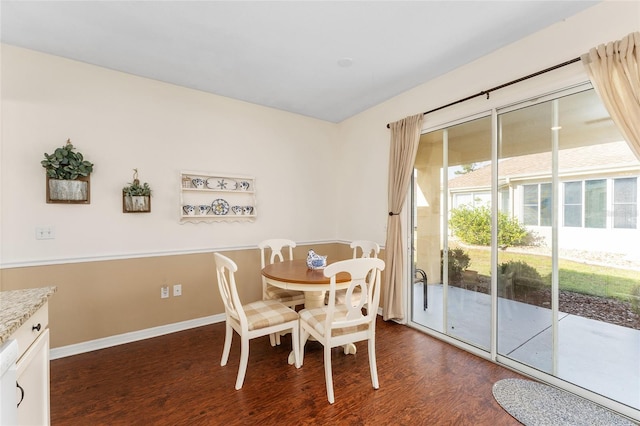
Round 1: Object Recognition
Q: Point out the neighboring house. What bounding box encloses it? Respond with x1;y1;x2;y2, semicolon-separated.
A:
448;141;640;255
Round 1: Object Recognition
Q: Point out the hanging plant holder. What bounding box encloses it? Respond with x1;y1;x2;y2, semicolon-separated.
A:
123;195;151;213
47;175;91;203
42;139;93;204
122;168;152;213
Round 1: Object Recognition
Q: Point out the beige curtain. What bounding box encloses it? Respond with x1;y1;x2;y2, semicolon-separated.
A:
582;31;640;160
383;113;424;321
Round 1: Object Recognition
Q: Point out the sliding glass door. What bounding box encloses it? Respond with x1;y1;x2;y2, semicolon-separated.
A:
411;85;640;414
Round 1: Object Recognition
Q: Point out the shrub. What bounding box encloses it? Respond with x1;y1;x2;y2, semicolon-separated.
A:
449;205;490;245
441;248;470;283
499;260;546;289
449;205;529;247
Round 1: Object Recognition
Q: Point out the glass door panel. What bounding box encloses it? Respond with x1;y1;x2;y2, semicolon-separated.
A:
497;100;554;373
412;129;445;333
497;88;640;409
412;116;493;350
555;90;640;408
445;117;492;349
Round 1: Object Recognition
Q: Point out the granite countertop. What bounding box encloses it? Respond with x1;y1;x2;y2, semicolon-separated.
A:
0;286;57;345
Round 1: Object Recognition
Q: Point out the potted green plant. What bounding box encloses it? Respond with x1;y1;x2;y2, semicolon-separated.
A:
41;139;94;203
122;169;152;213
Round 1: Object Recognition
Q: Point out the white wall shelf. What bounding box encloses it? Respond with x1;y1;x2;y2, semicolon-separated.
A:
180;171;256;223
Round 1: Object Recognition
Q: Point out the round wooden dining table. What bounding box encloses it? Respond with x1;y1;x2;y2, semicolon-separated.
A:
261;259;356;362
261;259;351;308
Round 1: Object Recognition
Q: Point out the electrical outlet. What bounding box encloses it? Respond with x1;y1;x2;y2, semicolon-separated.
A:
173;284;182;297
161;285;170;299
35;226;55;240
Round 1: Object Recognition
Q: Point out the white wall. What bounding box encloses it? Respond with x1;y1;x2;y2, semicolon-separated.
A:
1;45;339;266
2;1;639;267
336;1;640;244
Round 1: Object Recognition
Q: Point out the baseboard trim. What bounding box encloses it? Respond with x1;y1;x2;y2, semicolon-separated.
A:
49;314;225;360
50;309;385;360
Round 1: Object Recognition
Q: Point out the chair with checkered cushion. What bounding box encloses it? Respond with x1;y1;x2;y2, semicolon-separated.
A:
259;239;305;345
214;252;300;390
299;257;385;404
326;240;380;306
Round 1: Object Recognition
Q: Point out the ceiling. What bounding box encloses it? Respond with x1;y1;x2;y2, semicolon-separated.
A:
0;1;598;123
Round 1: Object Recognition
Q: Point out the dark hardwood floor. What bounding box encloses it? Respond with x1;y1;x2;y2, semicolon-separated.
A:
50;318;524;425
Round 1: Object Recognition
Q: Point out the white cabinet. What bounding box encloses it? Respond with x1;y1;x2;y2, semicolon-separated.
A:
180;171;256;222
17;329;49;425
12;303;51;426
0;340;18;425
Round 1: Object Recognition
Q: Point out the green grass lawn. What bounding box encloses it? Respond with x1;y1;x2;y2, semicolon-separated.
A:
460;246;640;300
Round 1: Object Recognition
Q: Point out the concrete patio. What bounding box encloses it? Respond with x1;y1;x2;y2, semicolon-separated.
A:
411;283;640;410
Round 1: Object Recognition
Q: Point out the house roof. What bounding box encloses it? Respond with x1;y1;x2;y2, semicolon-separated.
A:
449;141;639;190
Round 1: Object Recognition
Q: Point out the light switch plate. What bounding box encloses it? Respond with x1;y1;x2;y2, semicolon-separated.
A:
36;226;55;240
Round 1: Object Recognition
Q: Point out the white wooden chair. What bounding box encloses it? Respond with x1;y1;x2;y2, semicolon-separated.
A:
350;240;380;259
299;257;385;404
259;239;306;345
326;240;380;305
214;252;300;390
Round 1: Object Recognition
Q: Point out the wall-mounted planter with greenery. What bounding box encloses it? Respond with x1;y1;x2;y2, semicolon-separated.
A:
41;139;94;204
122;169;152;213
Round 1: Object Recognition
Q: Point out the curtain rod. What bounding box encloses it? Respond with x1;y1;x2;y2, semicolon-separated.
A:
386;56;582;129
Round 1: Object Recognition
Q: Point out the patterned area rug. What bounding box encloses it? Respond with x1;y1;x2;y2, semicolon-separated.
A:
492;379;637;426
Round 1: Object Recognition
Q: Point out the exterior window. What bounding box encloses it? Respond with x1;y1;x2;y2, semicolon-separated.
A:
474;193;491;206
613;177;637;229
523;185;538;225
540;183;552;226
453;193;473;208
453;192;490;209
523;183;551;226
499;188;511;214
563;181;582;227
585;179;606;228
